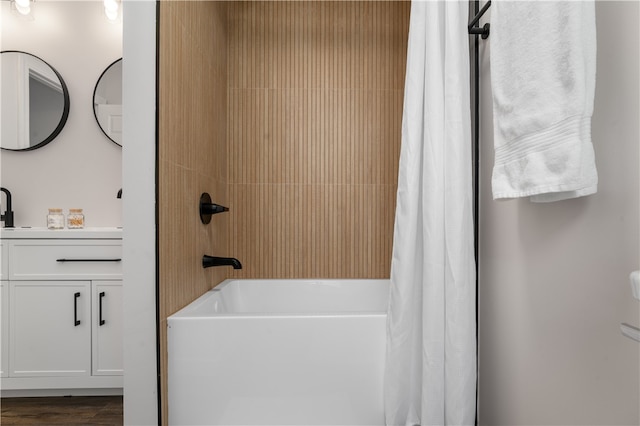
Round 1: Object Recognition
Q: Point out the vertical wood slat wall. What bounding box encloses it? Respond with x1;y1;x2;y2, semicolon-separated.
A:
228;1;410;279
158;2;228;424
158;1;408;423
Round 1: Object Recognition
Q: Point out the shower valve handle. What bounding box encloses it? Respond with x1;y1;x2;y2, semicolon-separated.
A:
199;192;229;224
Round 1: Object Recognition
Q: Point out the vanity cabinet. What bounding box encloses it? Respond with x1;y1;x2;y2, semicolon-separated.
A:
1;241;9;378
0;229;122;395
92;281;123;376
1;280;8;378
10;280;91;377
10;280;123;378
1;240;7;278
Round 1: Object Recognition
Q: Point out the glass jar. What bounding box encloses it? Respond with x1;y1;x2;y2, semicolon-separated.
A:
47;208;64;229
67;208;85;229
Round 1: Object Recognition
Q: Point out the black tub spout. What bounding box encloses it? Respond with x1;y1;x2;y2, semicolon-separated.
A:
202;255;242;270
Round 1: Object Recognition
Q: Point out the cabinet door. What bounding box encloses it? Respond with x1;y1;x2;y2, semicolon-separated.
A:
92;281;123;376
1;281;8;378
1;241;7;280
10;281;91;377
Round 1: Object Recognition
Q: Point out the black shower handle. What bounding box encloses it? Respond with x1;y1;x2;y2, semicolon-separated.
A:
200;192;229;224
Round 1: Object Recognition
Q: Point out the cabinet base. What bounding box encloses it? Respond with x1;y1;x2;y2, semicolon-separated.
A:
0;376;122;397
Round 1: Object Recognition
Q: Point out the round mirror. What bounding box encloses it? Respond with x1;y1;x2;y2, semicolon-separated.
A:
93;58;122;147
1;51;70;151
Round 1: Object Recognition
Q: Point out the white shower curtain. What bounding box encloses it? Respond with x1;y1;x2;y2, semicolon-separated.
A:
384;1;476;425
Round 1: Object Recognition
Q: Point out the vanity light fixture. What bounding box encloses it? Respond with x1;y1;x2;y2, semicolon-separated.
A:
11;0;33;17
104;0;120;22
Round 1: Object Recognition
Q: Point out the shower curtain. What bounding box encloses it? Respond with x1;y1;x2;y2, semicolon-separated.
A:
384;1;476;425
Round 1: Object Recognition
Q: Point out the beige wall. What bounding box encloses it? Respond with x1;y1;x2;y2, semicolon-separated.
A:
478;2;640;424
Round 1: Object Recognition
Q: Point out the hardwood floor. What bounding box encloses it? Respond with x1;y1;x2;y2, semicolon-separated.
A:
0;396;123;425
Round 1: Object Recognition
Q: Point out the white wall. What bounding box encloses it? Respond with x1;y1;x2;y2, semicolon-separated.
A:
478;2;640;425
0;0;123;227
122;1;158;424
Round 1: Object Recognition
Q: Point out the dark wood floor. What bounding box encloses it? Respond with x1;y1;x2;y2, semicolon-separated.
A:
0;396;123;425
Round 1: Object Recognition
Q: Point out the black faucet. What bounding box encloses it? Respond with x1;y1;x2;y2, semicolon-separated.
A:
202;255;242;269
117;188;122;199
0;187;15;228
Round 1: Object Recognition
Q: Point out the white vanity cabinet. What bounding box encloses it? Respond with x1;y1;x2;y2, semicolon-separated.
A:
92;280;123;376
1;280;8;378
1;240;7;278
0;228;122;395
2;240;9;378
10;280;92;377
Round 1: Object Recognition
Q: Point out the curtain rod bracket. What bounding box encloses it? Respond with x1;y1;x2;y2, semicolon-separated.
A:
469;23;490;39
468;0;491;39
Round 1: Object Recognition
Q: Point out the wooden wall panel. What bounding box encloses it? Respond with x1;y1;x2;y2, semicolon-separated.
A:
158;2;228;424
228;1;409;279
229;182;398;278
228;1;409;91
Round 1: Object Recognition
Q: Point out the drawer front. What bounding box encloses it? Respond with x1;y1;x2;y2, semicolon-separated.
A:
9;240;122;280
0;241;7;280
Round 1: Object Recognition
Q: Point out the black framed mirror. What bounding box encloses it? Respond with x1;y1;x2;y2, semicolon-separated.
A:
93;58;122;147
0;51;70;151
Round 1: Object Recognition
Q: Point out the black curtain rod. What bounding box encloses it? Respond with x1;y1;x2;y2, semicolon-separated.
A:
469;0;491;38
469;1;490;425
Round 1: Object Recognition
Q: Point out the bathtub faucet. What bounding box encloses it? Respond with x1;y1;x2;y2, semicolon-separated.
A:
203;255;242;270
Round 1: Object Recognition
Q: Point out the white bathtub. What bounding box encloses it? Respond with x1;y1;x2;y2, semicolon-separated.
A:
167;279;389;426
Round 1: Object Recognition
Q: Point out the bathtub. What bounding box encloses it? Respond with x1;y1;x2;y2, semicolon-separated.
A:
167;279;389;426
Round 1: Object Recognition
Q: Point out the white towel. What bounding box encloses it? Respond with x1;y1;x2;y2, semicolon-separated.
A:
490;0;598;202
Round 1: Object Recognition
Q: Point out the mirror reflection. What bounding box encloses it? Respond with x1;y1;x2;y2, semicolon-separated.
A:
0;51;70;151
93;58;122;146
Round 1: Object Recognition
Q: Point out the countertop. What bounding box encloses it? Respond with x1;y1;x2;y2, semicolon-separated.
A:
0;227;122;239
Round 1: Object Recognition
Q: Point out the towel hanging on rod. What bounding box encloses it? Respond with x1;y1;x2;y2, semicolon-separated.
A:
489;1;598;201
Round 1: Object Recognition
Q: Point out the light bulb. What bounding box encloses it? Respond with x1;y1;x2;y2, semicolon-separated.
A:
104;0;119;21
14;0;31;15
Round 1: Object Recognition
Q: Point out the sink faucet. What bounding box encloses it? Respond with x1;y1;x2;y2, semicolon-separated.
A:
202;255;242;269
0;187;15;228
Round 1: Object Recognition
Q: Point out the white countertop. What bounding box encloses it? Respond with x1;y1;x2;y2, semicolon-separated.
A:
0;227;122;239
